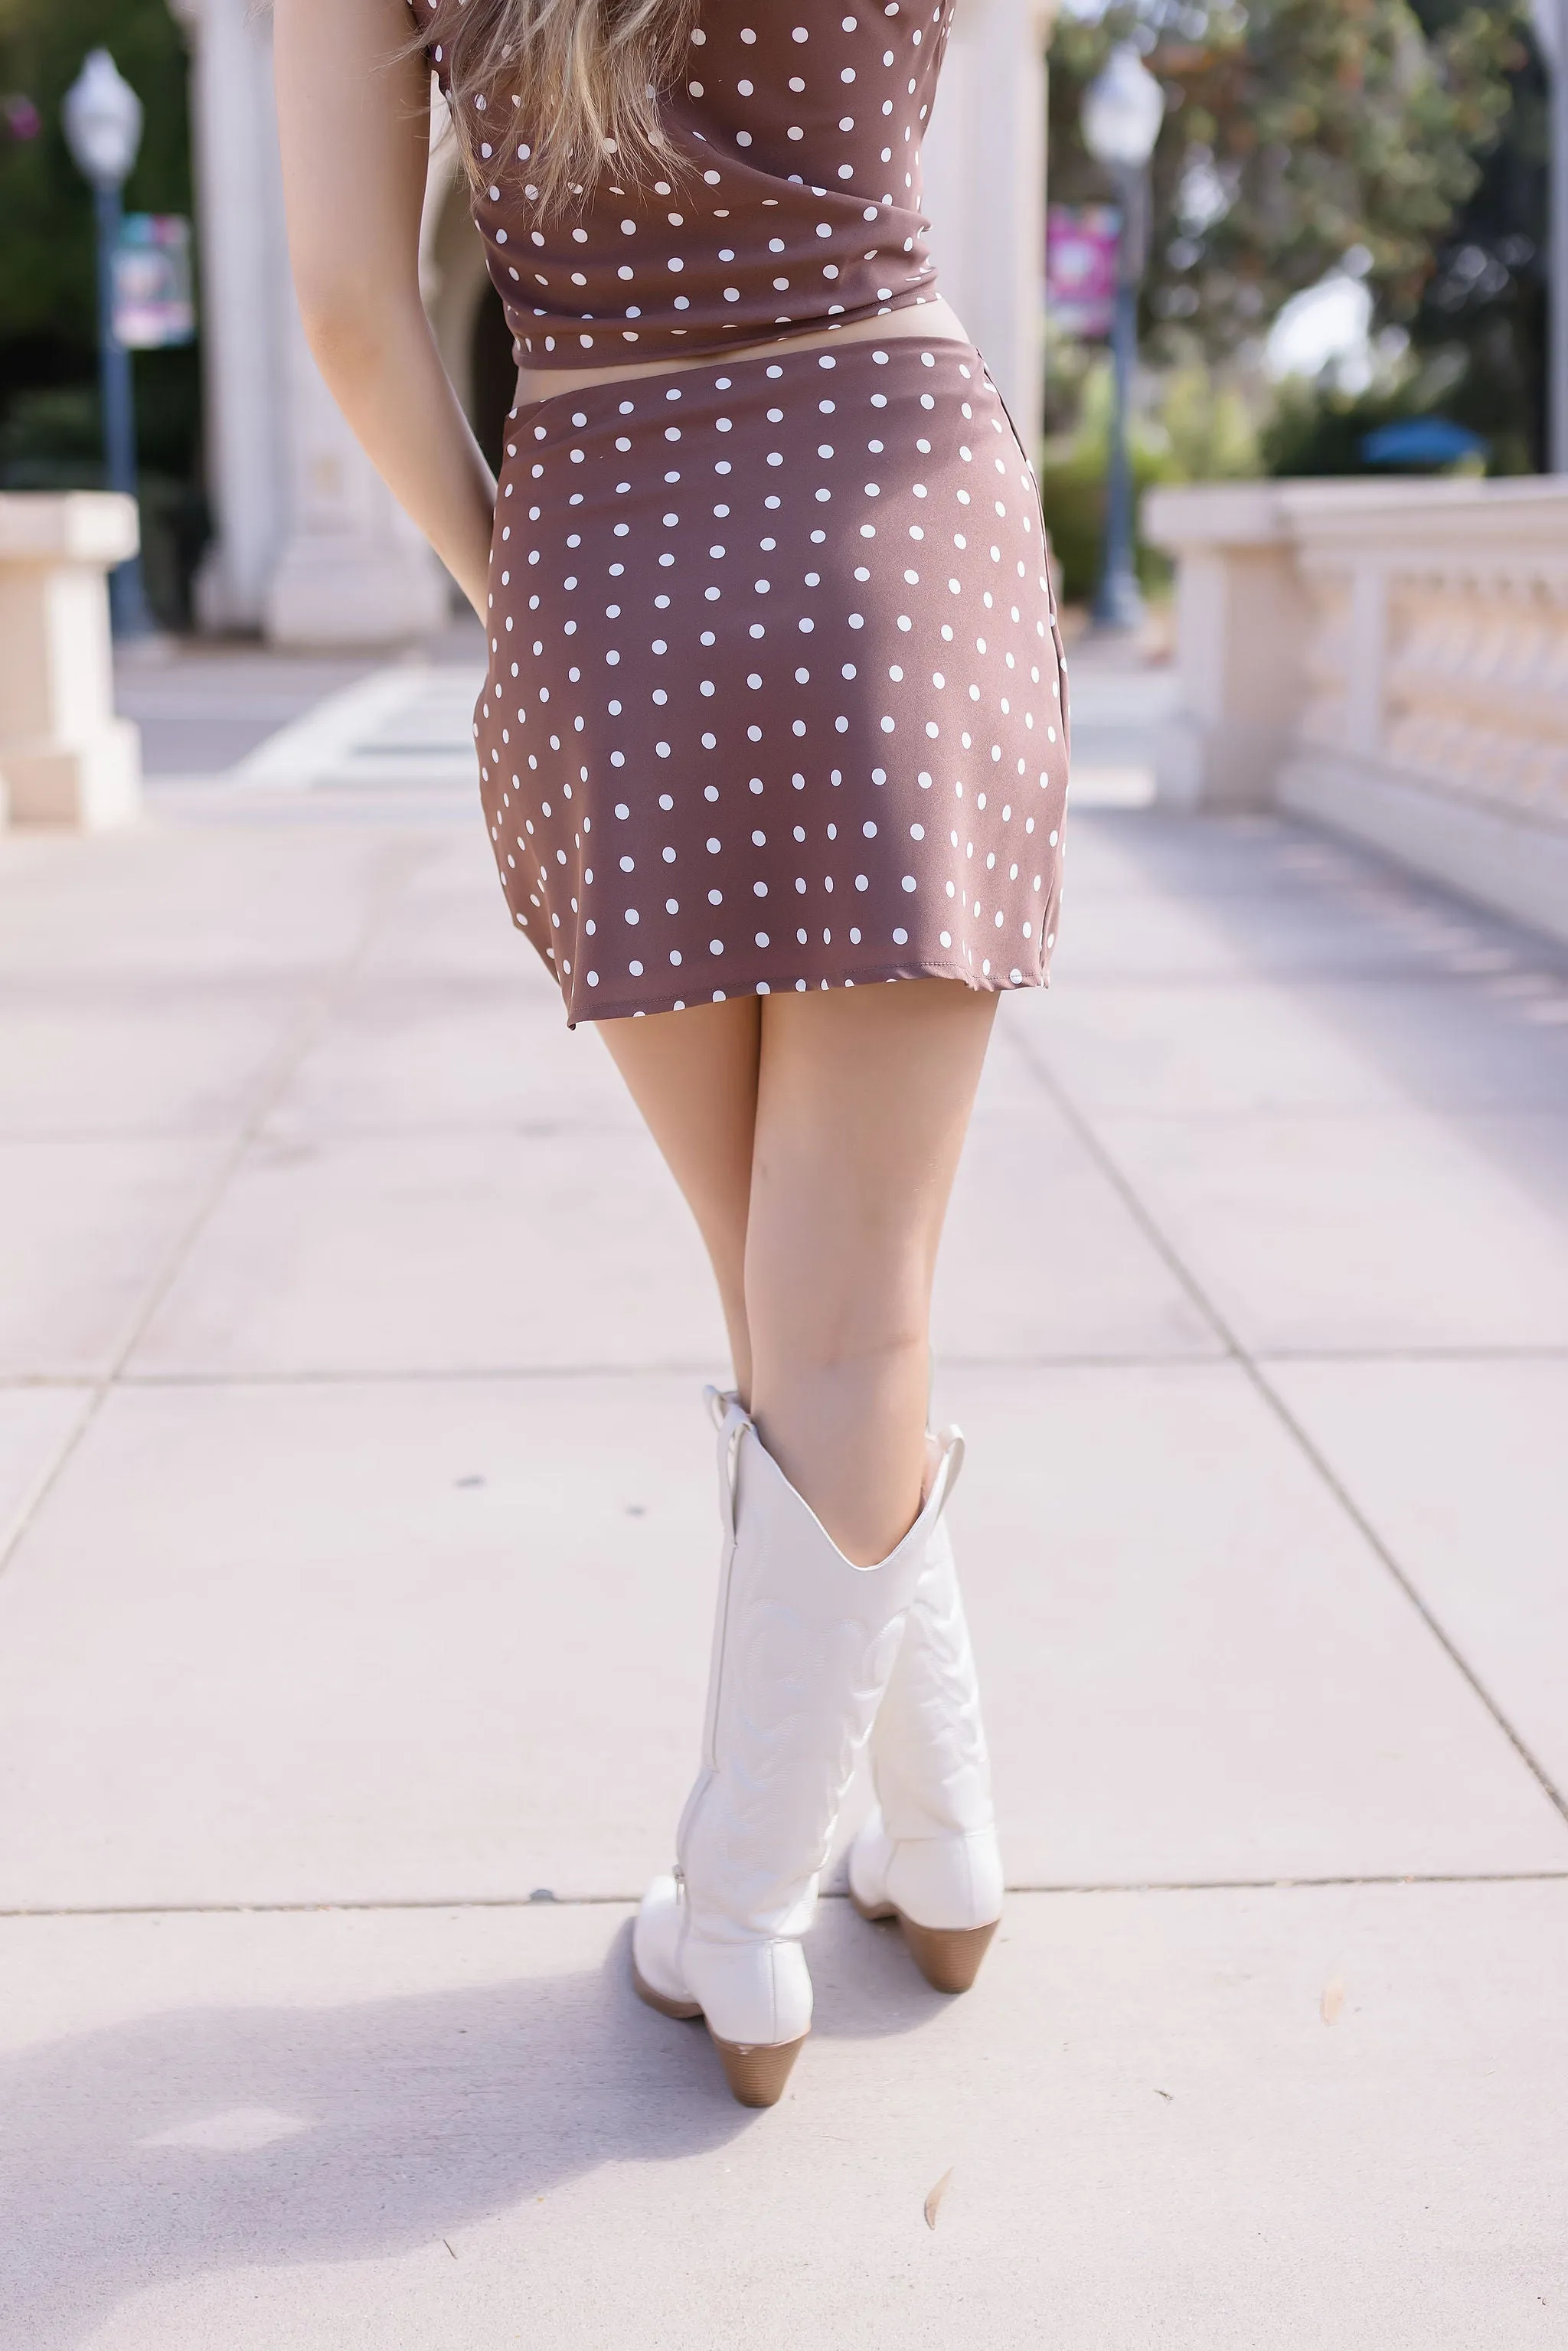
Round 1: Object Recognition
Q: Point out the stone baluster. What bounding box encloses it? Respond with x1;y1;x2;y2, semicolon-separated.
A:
0;493;142;829
1140;482;1309;809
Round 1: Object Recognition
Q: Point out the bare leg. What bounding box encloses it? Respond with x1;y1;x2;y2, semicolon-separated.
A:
596;995;761;1399
746;981;996;1565
597;979;995;1564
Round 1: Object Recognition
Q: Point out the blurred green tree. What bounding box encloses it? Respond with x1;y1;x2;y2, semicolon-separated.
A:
1049;0;1527;358
1403;0;1548;469
0;0;201;617
0;0;191;377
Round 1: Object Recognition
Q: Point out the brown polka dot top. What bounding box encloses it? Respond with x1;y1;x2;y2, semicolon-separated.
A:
411;0;950;366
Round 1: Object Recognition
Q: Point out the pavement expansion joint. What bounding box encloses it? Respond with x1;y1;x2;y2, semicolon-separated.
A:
1004;1021;1568;1835
6;1873;1568;1922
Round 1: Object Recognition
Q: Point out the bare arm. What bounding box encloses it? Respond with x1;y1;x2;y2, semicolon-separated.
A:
273;0;495;616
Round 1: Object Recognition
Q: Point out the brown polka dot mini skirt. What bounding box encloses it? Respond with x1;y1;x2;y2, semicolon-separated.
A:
475;336;1070;1024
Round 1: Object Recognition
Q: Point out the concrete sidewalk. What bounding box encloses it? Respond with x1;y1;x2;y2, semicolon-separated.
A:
2;649;1566;2346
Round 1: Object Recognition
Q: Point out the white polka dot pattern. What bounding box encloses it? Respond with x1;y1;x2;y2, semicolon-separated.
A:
475;339;1069;1024
413;0;952;364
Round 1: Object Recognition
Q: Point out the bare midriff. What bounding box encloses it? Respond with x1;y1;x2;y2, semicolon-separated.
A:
512;292;972;410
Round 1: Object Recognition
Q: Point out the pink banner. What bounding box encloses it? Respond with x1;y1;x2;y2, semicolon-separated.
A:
1047;204;1119;340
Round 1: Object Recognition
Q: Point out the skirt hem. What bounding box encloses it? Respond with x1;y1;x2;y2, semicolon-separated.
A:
563;954;1050;1027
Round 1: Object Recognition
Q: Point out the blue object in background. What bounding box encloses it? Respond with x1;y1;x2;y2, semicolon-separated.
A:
1361;417;1491;469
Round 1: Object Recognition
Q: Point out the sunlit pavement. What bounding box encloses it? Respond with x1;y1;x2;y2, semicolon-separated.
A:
2;635;1566;2347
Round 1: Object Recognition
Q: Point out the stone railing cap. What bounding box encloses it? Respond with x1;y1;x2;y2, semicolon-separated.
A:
1276;474;1568;554
1142;482;1292;552
0;491;140;566
1147;472;1568;560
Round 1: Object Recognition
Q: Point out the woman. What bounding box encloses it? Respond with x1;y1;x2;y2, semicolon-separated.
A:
275;0;1067;2108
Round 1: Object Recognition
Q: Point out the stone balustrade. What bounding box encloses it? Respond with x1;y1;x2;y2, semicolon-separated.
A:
0;493;143;828
1143;478;1568;947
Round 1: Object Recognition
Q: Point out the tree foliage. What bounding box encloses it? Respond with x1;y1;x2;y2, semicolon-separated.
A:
0;0;200;616
1048;0;1528;359
1405;0;1548;468
0;0;191;376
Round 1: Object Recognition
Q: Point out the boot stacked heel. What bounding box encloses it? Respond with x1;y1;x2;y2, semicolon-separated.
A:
711;2036;807;2108
632;1960;805;2107
849;1888;999;1994
900;1915;998;1994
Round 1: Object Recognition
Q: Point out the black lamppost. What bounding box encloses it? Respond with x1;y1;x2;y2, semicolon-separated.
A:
63;50;155;638
1081;44;1165;633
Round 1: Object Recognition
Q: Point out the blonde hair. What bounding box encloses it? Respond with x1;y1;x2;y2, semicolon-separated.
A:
420;0;697;215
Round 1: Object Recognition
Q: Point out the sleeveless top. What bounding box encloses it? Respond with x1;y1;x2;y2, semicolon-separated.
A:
412;0;950;367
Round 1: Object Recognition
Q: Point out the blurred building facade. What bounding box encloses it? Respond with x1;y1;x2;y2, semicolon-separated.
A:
168;0;1052;648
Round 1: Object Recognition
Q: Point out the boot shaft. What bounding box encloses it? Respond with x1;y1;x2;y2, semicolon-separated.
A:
678;1396;962;1942
874;1513;995;1844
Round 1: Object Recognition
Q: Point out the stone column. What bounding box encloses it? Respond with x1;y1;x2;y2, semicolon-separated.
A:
0;495;142;828
166;0;289;630
262;305;452;648
923;0;1054;442
167;0;449;645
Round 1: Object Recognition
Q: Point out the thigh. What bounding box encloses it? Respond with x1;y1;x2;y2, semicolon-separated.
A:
747;978;997;1334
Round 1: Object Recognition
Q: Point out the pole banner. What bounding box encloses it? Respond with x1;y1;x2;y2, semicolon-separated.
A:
113;214;195;348
1045;204;1120;341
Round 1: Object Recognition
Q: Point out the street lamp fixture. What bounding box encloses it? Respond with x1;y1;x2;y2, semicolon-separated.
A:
63;51;155;638
1081;42;1165;174
1080;43;1164;632
62;47;143;186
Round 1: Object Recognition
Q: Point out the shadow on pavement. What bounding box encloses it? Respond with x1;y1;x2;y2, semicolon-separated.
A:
0;1906;950;2349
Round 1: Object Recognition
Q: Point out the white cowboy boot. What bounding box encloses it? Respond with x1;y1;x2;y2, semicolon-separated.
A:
633;1392;963;2106
848;1427;1004;1993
